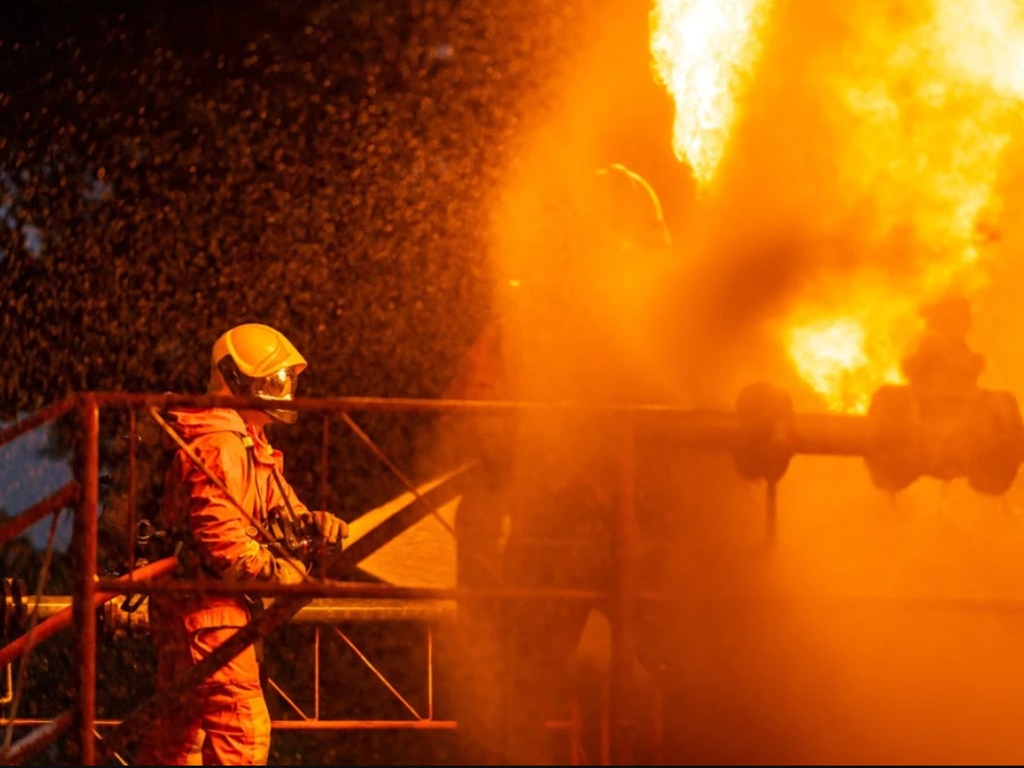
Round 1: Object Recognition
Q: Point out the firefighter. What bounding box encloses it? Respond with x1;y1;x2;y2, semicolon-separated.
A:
135;323;348;766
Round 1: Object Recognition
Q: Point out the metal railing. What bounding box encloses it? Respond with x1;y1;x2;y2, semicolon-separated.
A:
1;392;650;765
4;382;1021;764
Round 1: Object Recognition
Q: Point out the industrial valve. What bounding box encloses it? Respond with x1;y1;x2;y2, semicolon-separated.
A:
729;297;1024;496
864;385;1023;495
864;296;1023;495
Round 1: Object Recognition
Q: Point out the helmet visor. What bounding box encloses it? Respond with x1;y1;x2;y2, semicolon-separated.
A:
253;368;298;400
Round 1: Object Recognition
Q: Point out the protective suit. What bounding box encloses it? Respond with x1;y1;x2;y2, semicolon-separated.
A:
136;323;346;766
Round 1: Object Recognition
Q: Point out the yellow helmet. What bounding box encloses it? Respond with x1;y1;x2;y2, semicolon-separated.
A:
208;323;308;424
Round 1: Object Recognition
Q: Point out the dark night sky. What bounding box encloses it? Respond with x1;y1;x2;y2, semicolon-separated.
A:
0;0;682;535
0;0;598;519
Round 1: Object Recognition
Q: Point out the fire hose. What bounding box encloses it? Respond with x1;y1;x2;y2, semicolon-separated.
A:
94;592;309;762
0;557;178;671
0;592;307;767
0;557;178;766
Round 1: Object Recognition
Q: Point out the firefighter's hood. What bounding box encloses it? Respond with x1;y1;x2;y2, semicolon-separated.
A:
163;406;248;444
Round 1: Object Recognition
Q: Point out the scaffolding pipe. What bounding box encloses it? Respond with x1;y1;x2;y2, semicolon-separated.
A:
0;391;912;766
0;484;80;549
93;577;609;602
0;716;578;731
72;395;99;765
0;399;73;447
0;710;73;766
609;416;637;765
4;596;457;624
82;390;874;457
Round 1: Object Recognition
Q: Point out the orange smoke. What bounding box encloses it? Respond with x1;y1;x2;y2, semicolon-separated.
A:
651;0;1024;412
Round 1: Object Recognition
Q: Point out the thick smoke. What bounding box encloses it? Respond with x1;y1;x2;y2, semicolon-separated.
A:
443;0;1024;764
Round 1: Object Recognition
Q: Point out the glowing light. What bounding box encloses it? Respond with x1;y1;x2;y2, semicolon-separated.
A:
832;8;1016;282
793;0;1024;412
788;315;905;414
649;0;774;189
650;1;1024;413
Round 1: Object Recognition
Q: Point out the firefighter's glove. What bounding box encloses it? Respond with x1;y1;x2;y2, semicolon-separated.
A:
260;555;307;585
304;510;349;554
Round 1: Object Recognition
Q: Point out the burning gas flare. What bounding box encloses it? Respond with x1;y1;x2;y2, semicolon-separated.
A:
649;0;774;189
792;0;1024;411
651;0;1024;413
788;316;905;414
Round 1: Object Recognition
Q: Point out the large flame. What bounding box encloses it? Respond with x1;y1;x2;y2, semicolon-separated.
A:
649;0;774;189
787;314;906;414
651;0;1024;412
790;1;1024;411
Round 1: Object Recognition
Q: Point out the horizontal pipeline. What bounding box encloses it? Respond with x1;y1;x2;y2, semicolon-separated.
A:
11;596;458;623
0;717;578;731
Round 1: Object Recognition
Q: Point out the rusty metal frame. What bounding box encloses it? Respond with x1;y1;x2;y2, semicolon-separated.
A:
2;392;648;764
7;387;1005;764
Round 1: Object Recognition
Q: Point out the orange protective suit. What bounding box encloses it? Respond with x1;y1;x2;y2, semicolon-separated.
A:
135;406;311;766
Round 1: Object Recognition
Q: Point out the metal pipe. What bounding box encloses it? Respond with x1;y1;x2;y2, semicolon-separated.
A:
426;627;434;721
270;718;579;730
0;709;74;765
94;577;608;602
0;557;177;670
126;409;137;580
609;416;636;766
275;598;457;623
790;411;873;456
0;717;579;731
0;664;12;707
83;391;865;441
0;399;74;447
90;391;728;414
73;395;99;765
88;391;884;459
22;590;1024;629
331;626;423;719
313;626;320;721
0;484;80;549
4;596;458;623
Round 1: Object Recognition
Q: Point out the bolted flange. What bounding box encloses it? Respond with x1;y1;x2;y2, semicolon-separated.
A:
733;381;795;484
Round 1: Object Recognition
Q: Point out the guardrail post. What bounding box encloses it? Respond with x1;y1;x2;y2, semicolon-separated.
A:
609;412;636;765
72;394;99;765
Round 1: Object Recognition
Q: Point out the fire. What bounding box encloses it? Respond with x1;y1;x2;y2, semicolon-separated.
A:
792;1;1024;411
650;1;1024;413
935;0;1024;101
649;0;774;189
788;315;906;414
828;3;1019;281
